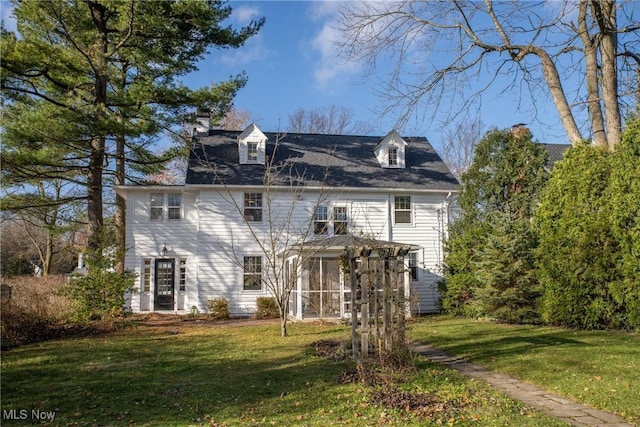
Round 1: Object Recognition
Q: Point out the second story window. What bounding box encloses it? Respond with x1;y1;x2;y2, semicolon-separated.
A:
244;193;263;222
314;206;328;235
168;194;182;220
150;193;182;221
388;147;398;167
150;193;164;220
394;196;412;224
247;142;258;162
333;207;348;235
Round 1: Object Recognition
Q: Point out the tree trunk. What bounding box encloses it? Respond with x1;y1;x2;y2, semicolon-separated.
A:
592;0;621;150
86;1;109;261
535;48;584;145
579;2;608;148
86;136;105;255
279;297;289;337
115;131;126;274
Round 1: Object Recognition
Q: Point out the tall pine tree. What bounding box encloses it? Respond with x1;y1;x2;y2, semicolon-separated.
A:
1;0;263;268
441;127;549;322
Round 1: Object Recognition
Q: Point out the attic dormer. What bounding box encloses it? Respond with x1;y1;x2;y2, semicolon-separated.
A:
374;130;407;169
238;123;267;165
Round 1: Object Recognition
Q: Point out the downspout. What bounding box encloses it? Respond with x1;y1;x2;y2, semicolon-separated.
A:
387;194;393;241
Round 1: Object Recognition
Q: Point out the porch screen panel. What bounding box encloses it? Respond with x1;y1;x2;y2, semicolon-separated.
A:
322;259;341;317
304;258;321;317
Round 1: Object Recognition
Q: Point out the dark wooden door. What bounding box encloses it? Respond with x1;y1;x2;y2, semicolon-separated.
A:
154;259;175;310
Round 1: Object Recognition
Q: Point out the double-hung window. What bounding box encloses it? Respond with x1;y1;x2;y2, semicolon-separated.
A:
150;193;181;220
394;196;412;224
388;147;398;167
333;207;348;235
243;256;262;291
314;206;328;235
168;194;182;220
150;193;164;220
247;142;258;162
244;193;263;222
408;252;418;281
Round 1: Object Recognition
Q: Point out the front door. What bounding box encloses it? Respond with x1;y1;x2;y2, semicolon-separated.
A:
154;259;175;310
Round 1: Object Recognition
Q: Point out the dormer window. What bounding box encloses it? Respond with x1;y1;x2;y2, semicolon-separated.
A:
374;130;407;169
238;124;267;165
388;147;398;167
247;142;258;162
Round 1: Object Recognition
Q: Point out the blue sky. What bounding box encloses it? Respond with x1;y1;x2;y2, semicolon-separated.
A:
1;0;571;153
187;1;570;150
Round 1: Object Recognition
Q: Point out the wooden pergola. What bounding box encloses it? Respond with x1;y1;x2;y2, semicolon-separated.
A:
340;240;414;361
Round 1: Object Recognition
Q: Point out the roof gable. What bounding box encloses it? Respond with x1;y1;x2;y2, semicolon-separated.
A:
374;130;408;169
238;123;267;165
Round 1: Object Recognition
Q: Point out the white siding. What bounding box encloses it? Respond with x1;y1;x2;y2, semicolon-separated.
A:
123;186;451;316
124;191;198;312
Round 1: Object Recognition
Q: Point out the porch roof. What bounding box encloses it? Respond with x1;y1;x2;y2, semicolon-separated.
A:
299;235;420;252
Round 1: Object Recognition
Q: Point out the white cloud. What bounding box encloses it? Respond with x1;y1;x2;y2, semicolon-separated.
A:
232;5;261;26
219;33;270;66
307;2;361;90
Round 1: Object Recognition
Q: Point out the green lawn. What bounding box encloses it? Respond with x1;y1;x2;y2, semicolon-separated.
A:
407;315;640;425
1;318;567;426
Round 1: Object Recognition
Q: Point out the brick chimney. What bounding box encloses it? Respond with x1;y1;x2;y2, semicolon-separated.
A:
511;123;530;138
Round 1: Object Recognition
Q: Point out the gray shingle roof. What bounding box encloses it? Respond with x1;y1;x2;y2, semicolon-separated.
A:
186;130;460;191
541;143;569;167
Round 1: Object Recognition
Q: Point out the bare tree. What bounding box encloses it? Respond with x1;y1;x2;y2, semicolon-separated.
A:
338;1;639;149
195;134;334;337
213;107;254;130
440;116;485;180
1;180;81;275
287;105;374;135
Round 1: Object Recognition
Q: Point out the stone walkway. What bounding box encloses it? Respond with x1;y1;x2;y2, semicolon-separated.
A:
411;344;635;427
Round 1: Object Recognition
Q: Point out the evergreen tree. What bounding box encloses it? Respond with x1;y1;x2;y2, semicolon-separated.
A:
441;128;549;322
607;112;640;329
535;144;622;329
1;0;263;263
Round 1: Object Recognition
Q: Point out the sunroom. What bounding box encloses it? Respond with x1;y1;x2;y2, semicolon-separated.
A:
286;236;417;320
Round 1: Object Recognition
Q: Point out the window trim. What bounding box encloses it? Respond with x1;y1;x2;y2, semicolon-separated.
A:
388;146;398;167
408;252;418;282
243;255;263;291
150;192;182;221
333;206;348;235
314;205;329;235
244;192;263;222
247;141;258;162
167;194;182;220
394;195;412;225
150;193;164;221
179;259;187;292
142;258;152;292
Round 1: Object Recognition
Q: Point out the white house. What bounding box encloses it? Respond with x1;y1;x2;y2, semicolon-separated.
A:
116;120;459;318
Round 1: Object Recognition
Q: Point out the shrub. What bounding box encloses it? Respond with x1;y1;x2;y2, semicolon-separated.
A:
0;275;71;349
206;298;230;319
441;128;548;322
607;114;640;329
535;144;622;329
59;252;136;323
255;297;277;319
